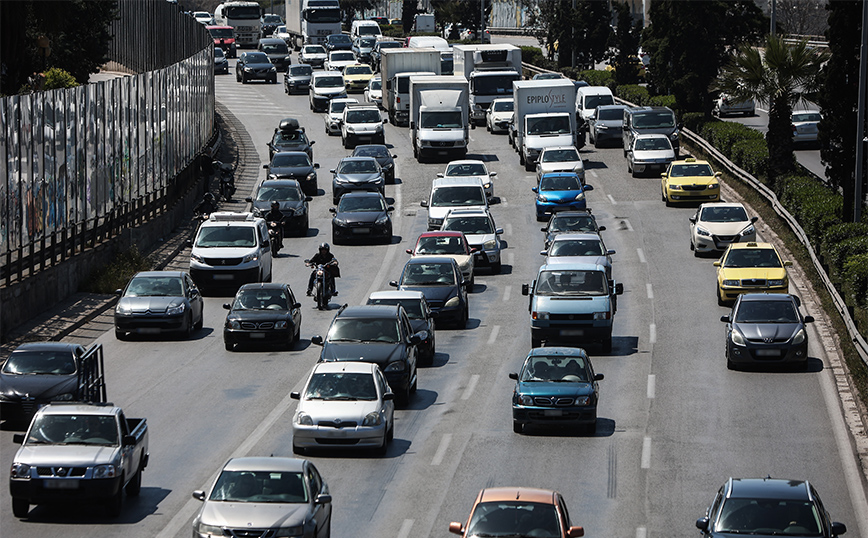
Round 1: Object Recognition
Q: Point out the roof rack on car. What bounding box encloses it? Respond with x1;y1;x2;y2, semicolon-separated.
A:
209;212;255;222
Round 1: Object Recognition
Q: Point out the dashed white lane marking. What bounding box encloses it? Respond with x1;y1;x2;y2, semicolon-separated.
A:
607;194;617;205
397;519;415;538
590;170;599;178
503;286;511;302
641;437;652;469
623;219;634;231
506;251;515;266
647;375;656;399
649;323;657;344
646;283;654;299
462;375;480;400
431;434;452;466
487;325;501;345
505;223;513;235
636;527;647;538
637;248;646;263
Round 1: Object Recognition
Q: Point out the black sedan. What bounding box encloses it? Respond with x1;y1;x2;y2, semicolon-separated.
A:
721;293;814;370
330;191;393;245
389;256;469;329
268;119;315;161
696;477;847;538
352;144;397;183
114;271;204;339
223;283;303;351
247;179;312;236
235;51;277;84
263;151;319;197
214;47;229;74
541;209;605;249
324;33;352;51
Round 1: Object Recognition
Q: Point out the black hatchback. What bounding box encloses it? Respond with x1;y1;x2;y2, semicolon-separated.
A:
263;151;319;196
236;51;277;84
541;210;605;249
324;33;352;51
352;144;397;184
330;191;393;245
269;118;315;161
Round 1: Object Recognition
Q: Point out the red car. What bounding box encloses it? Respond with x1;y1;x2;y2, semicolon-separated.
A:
449;487;585;538
406;231;476;285
207;25;237;58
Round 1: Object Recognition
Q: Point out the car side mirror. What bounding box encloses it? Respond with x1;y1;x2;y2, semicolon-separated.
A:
436;173;444;178
186;239;193;247
383;118;388;124
123;435;136;446
593;373;604;381
245;197;253;203
539;250;547;256
329;207;336;213
531;187;538;193
598;225;606;231
383;392;394;401
784;261;793;267
830;522;847;535
508;372;518;380
420;200;428;207
262;164;269;169
695;518;710;532
567;527;584;538
583;184;593;191
310;140;316;146
688;216;696;223
750;216;758;223
13;434;24;444
713;261;721;267
305;196;313;202
465;281;473;290
409;331;425;345
521;283;530;296
540;227;548;232
115;288;123;296
720;315;731;322
192;490;206;501
315;494;332;505
614;282;624;295
804;315;815;323
406;248;413;255
223;303;231;310
311;335;324;345
389;280;399;288
449;523;464;535
314;163;320;169
490;172;497;177
387;206;394;211
392;154;398;159
290;391;300;400
329;169;336;174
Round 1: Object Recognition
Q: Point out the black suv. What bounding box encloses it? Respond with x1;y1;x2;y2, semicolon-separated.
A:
268;117;315;162
311;305;425;405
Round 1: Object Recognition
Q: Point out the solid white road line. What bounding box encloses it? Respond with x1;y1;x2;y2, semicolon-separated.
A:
649;323;657;344
607;194;617;205
462;375;480;400
646;283;653;299
487;325;501;345
503;285;511;302
641;437;652;469
636;527;647;538
647;375;656;399
397;519;415;538
637;248;646;263
431;433;453;466
506;251;515;266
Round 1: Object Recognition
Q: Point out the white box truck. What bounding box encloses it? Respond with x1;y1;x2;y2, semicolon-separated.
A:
453;44;522;125
380;48;442;126
284;0;341;49
513;79;578;171
414;13;436;32
215;1;263;48
409;75;471;162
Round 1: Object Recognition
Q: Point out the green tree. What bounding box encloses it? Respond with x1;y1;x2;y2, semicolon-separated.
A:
340;0;378;26
716;35;828;189
432;0;492;39
642;0;765;114
523;0;608;69
818;0;863;221
402;0;419;31
610;1;641;85
573;0;611;70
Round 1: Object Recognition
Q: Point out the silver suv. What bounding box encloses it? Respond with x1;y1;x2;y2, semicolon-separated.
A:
441;208;504;274
188;212;273;293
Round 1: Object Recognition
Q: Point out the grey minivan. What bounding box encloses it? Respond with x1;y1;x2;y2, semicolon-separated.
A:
622;106;680;158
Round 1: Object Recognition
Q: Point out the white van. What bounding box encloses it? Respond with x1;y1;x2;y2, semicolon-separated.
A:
351;20;382;40
414;13;435;32
189;212;273;291
575;86;614;127
407;36;450;52
420;176;489;230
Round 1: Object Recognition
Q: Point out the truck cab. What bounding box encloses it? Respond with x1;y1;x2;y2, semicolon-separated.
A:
410;75;471;162
453;44;523;125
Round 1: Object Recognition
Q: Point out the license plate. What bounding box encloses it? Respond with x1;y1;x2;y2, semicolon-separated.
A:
138;328;161;335
756;349;781;356
560;329;584;336
249;332;265;339
352;228;370;234
437;150;449;155
544;409;563;417
44;480;79;490
213;274;234;281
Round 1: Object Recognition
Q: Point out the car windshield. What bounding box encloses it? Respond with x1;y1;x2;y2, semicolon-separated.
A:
443;216;494;234
402;262;455;286
540;175;581;191
734;300;799;323
256;185;302;202
354;146;388;158
315;76;343;87
359;37;376;47
549;215;596;232
378;41;402;50
271;154;310;167
467;501;561;538
493;100;514;112
635;137;672;151
261;42;288;54
246;52;270;63
472;73;521;96
583;94;614;109
519;355;589;382
446;163;486;176
3;350;77;375
700;206;748;223
209;470;308;503
215;48;226;59
338;196;385;212
346;110;381;123
541;149;579;163
421;111;463;129
263;15;282;23
327;318;400;343
669;163;713;177
367;298;424;319
415;236;466;255
536;270;607;296
304;371;378;400
330;101;353;114
634;110;676;128
275;25;287;33
332;52;355;61
330;35;351;44
431;186;486;207
196;227;257;248
714;499;822;535
597;108;623;120
792;112;821;122
290;65;312;76
305;8;341;23
233;289;289;310
209;27;233;38
304;46;326;55
124;276;184;297
723;248;782;268
345;65;372;75
549;239;605;257
26;414;118;446
369;79;382;90
527;116;571;136
338;159;378;174
275;131;306;144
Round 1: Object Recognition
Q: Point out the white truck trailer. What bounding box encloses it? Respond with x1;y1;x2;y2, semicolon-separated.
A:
452;44;522;125
214;1;263;48
284;0;341;49
380;48;442;126
512;79;578;171
409;75;471;162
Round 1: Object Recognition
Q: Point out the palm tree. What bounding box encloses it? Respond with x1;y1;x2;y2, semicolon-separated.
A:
715;35;827;190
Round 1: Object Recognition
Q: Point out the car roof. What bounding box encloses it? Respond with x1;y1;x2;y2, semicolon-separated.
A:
671;158;711;166
237;283;289;292
406;256;458;266
444;208;491;218
330;97;358;104
13;342;83;352
550;233;602;241
478;487;557;504
259;38;284;44
737;293;796;303
577;86;612;95
446;159;486;167
339;156;377;163
550;209;592;217
527;346;589;358
39;403;119;416
369;290;426;301
540;146;579;153
491;97;514;103
340;191;384;198
432;176;485;187
539;171;582;179
223;456;306;473
635;133;670;140
596;104;628;110
727;241;775;251
132;270;186;279
336;304;403;319
259;179;302;188
354;144;388;152
312;361;378;375
418;231;466;239
698;202;746;210
540;261;606;272
727;478;810;500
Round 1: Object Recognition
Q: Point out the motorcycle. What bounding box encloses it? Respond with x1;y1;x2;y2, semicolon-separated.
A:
305;259;339;310
213;160;236;201
267;220;284;257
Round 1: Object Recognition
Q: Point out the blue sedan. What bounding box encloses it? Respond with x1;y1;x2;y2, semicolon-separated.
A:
533;172;594;221
509;347;603;434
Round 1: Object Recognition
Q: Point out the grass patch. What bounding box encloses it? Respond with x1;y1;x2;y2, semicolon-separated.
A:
81;246;153;295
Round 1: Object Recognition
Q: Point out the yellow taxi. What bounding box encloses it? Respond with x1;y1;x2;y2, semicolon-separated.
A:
605;56;646;80
660;158;721;206
713;242;792;305
342;63;375;93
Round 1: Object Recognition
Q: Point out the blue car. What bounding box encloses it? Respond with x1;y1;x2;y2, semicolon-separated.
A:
533;172;594;221
509;347;603;434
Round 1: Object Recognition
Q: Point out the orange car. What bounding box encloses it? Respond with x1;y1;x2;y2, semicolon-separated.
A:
449;487;585;538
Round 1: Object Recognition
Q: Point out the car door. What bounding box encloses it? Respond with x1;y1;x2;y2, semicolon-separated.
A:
375;368;394;422
399;310;417;379
287;286;302;331
305;462;331;538
185;273;203;323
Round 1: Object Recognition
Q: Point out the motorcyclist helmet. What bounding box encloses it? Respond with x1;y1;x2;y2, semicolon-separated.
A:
203;192;214;202
319;242;330;252
271;201;280;209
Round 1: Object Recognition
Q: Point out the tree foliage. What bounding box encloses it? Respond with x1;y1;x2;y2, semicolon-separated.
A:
609;1;642;86
642;0;765;114
818;0;863;221
340;0;379;26
776;0;828;36
523;0;609;69
431;0;491;37
402;0;419;30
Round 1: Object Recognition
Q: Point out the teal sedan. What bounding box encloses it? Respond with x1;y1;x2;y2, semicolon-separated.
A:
533;172;594;221
509;347;603;434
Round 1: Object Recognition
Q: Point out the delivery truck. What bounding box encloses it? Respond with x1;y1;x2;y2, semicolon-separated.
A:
409;75;471;162
512;79;578;170
284;0;342;49
380;48;442;126
453;44;522;125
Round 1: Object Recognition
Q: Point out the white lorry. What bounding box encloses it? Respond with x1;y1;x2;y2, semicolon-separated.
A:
512;79;578;171
452;44;522;126
214;1;263;48
409;75;471;162
380;48;442;126
283;0;342;49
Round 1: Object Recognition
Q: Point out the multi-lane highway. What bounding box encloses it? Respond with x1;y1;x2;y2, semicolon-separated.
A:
1;57;865;538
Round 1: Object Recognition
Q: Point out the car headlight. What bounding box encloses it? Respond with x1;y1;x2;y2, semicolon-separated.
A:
597;124;608;130
190;253;204;263
295;412;313;426
483;182;491;189
375;215;389;225
483;239;497;250
768;279;786;287
243;67;253;72
384;361;405;372
708;183;719;190
593;311;610;320
538;195;550;202
575;396;591;406
792;328;807;345
445;296;460;307
116;302;133;314
574;192;585;201
274;526;305;537
669;184;682;190
242;252;259;263
740;225;756;237
252;208;263;217
93;464;117;479
346;126;356;133
307;172;317;181
275;321;288;329
722;279;740;286
197;522;224;535
228;320;241;330
670;132;679;140
730;329;746;346
696;227;710;237
333;218;348;226
518;394;534;406
362;411;382;426
166;302;186;316
269;66;277;72
531;311;549;320
334;176;349;184
10;463;31;479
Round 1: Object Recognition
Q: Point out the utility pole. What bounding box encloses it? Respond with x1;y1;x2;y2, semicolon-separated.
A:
770;0;776;36
855;0;868;221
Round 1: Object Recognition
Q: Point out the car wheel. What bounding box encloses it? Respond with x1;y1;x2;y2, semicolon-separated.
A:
601;330;613;353
397;384;410;407
182;313;193;339
241;75;248;84
125;465;142;496
458;307;468;329
224;339;234;351
332;229;340;245
410;368;418;393
717;286;726;307
300;218;309;236
491;260;502;274
585;419;598;435
531;336;541;348
664;191;672;207
513;421;523;434
519;152;525;165
727;357;737;370
525;161;533;172
387;420;394;441
194;312;204;330
105;480;124;517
